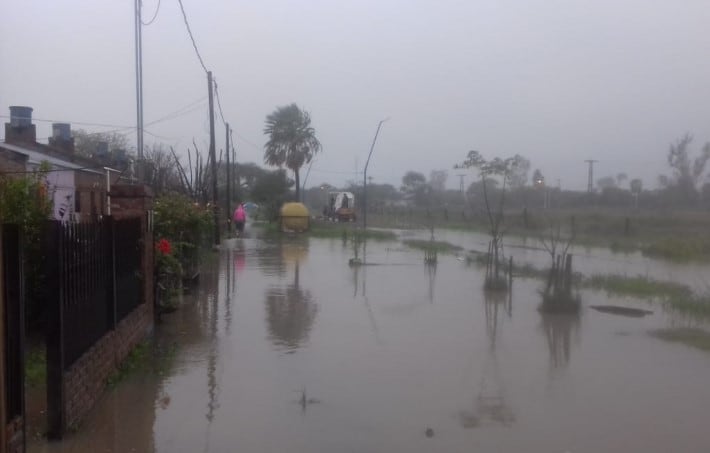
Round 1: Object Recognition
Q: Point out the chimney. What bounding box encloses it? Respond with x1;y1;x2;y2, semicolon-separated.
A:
48;122;75;155
4;106;37;144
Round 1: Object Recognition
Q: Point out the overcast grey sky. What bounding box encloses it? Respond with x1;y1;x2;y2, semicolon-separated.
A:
2;0;710;191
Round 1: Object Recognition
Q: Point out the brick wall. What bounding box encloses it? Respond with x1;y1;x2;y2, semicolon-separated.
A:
62;302;153;430
0;148;28;174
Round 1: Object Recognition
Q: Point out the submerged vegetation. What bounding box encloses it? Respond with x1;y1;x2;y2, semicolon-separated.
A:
651;328;710;352
107;340;178;388
402;239;462;254
584;275;692;300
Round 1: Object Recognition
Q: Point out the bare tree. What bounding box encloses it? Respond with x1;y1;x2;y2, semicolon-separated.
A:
456;150;525;289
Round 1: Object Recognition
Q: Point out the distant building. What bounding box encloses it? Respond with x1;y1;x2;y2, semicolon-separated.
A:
0;106;120;222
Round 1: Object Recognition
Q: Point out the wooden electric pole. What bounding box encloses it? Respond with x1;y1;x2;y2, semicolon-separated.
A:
208;71;220;245
225;122;231;235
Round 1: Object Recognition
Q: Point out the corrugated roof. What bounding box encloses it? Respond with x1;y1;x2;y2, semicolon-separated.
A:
0;141;103;174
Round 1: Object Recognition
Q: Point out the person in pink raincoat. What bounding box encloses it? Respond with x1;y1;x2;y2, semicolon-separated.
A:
233;203;246;236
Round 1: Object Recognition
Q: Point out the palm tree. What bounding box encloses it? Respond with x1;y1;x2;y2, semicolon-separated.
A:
263;104;322;201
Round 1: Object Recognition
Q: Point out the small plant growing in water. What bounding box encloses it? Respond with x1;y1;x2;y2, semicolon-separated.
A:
349;231;364;266
538;216;580;313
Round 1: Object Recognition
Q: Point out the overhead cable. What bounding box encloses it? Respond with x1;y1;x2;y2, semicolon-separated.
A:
141;0;161;26
176;0;209;73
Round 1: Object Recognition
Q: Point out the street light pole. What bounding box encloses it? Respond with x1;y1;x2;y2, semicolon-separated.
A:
363;118;389;231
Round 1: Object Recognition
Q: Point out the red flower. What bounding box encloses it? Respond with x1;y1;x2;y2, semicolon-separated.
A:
156;238;172;255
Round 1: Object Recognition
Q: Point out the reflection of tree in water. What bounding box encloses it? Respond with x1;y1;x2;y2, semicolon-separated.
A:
426;263;436;303
265;262;318;350
460;289;515;429
540;313;580;370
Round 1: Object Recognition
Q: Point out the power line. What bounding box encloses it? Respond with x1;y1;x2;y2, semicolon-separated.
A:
1;98;208;138
233;132;261;150
177;0;209;73
213;79;227;125
0;165;108;175
311;168;364;175
141;0;161;25
0;115;130;130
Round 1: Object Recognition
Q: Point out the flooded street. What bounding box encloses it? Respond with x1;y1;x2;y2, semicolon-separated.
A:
32;228;710;453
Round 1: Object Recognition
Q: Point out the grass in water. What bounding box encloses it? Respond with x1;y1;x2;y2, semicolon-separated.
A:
642;237;710;262
310;226;397;241
584;275;692;299
107;340;177;388
402;239;463;254
651;328;710;352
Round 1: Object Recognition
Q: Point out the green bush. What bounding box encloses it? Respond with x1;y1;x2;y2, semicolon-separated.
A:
154;194;212;275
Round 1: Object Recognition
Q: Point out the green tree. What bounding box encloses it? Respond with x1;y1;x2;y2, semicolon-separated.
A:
630;178;643;208
665;133;710;203
508;156;530;188
401;171;428;205
251;169;294;220
0;162;52;236
263;104;322;202
0;163;53;326
429;170;448;192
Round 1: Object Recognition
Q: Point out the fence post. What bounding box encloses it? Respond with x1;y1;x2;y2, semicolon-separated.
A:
106;217;117;329
45;221;65;439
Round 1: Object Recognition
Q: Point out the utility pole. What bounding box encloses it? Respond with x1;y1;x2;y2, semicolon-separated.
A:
208;71;220;245
225;122;231;235
363;118;389;231
457;174;466;195
585;159;598;193
134;0;144;181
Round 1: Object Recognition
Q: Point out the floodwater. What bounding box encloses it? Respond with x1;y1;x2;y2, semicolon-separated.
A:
31;227;710;453
413;228;710;292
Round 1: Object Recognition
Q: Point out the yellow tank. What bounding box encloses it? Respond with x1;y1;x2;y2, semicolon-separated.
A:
280;202;310;232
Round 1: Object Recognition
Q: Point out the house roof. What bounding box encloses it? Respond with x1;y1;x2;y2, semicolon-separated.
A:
0;141;104;175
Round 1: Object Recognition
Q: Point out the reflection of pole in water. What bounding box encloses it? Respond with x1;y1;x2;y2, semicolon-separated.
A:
361;254;382;345
225;248;232;335
484;294;499;351
461;292;515;429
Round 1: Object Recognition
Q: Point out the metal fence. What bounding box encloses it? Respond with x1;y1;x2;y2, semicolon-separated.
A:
45;216;145;438
2;224;25;427
46;217;144;369
114;217;143;322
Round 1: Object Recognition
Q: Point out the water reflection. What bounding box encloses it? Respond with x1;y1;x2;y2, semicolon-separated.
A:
351;242;382;343
265;260;318;351
460;290;516;429
540;313;580;371
426;263;436;303
483;289;512;349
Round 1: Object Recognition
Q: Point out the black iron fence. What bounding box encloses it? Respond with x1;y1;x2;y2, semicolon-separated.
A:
45;217;144;369
2;224;25;428
45;216;146;438
114;217;143;322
